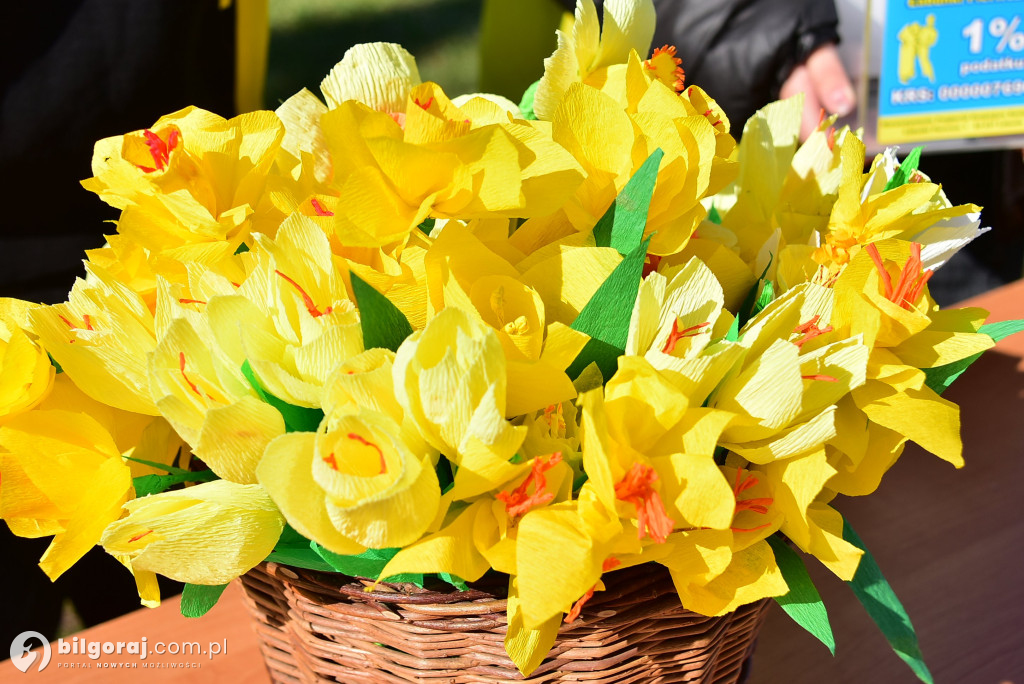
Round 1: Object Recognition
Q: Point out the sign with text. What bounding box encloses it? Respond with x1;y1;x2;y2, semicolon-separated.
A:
878;0;1024;143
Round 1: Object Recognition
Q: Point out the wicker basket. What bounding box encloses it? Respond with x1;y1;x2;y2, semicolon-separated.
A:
238;561;770;683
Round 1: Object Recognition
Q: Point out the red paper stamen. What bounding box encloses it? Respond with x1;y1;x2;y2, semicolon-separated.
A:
275;270;333;318
347;432;387;475
310;198;334;217
128;530;154;543
801;374;838;382
179;352;213;400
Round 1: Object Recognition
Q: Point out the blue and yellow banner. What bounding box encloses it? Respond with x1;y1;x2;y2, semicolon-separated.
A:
878;0;1024;143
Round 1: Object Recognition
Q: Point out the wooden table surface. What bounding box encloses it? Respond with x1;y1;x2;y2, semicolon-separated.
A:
5;280;1024;684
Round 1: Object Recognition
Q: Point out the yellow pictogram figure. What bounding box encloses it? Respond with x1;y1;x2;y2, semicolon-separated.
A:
897;14;939;84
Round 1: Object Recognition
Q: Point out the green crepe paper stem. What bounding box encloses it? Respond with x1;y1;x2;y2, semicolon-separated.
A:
241;360;324;433
519;80;540;120
592;148;664;256
132;470;217;498
843;520;934;684
766;536;836;654
418;217;435;236
923;318;1024;395
883;147;923;191
568;237;653;381
349;271;414;353
123;454;193;476
180;583;229;618
47;353;63;373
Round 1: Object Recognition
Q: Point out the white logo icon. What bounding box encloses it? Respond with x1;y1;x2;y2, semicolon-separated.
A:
10;632;51;673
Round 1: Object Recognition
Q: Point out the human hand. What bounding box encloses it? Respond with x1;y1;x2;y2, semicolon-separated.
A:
779;43;856;141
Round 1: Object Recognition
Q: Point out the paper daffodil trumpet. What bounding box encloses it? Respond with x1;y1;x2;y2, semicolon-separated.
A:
0;0;1018;681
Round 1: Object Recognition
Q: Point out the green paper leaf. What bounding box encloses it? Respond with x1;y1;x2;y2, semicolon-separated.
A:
439;573;469;591
979;318;1024;342
519;80;540;120
754;279;775;317
883;147;923;191
923;318;1024;394
47;353;63;374
708;204;722;225
767;536;835;654
241;360;324;432
418;217;435;236
311;542;423;585
132;470;217;498
735;257;774;331
349;271;414;352
180;583;229;618
264;525;336;572
724;313;741;343
566;337;623;383
843;520;934;684
592;148;663;256
234;242;250;255
571;235;651;347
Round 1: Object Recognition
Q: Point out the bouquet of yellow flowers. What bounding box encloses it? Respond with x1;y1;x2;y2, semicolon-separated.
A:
2;0;1019;680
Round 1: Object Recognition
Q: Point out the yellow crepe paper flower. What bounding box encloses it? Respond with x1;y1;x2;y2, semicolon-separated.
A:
393;307;528;499
533;0;656;120
0;300;54;423
101;479;284;585
823;239;993;495
31;264;160;415
0;373;181;584
83;106;288;256
424;222;588;415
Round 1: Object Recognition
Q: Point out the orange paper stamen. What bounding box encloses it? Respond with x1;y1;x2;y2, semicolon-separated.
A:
792;316;833;348
865;242;933;310
565;558;621;624
661;319;710;354
614;463;674;543
731;470;774;533
497;452;563;519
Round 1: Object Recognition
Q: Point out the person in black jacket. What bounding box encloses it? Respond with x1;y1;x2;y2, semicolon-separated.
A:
549;0;854;139
651;0;854;138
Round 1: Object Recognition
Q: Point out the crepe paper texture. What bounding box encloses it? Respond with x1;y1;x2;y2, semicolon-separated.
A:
844;520;933;684
1;0;1020;677
767;535;835;654
180;582;229;618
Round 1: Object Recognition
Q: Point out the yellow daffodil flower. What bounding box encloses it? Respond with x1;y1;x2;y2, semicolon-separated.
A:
0;299;53;423
101;480;284;585
394;307;528;499
31;264;160;415
0;374;180;582
533;0;656;120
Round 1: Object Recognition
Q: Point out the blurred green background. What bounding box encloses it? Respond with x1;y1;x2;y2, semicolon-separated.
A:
266;0;483;107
